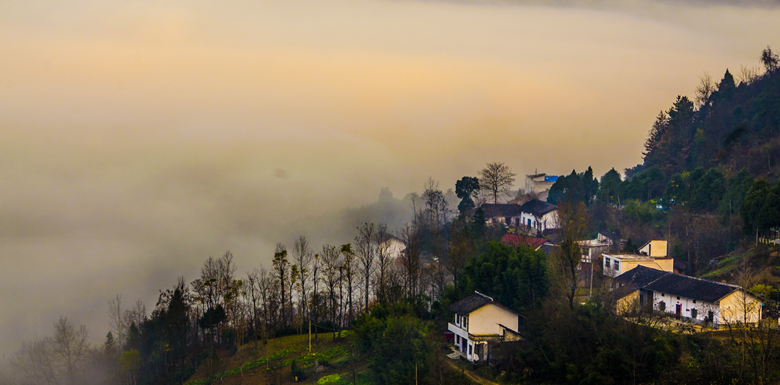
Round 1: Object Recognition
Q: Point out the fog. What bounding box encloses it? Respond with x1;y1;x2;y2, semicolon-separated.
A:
1;0;779;354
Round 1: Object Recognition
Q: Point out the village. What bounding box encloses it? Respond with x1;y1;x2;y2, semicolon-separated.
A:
444;172;765;367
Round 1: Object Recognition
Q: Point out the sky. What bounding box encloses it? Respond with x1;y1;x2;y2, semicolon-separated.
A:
1;0;779;354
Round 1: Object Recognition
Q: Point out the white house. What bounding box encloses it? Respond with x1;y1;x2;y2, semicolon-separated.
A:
379;235;406;261
612;266;762;327
524;173;558;195
447;292;522;363
602;253;675;279
518;199;559;234
638;240;668;257
480;204;524;227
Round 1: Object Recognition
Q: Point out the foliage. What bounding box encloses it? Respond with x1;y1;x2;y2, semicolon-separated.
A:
449;241;549;311
597;168;623;204
353;312;433;385
515;301;681;385
455;176;480;212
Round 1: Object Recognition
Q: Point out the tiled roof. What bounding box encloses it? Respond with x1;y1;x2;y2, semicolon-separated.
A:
613;265;741;303
614;265;669;288
519;199;558;217
500;234;547;250
480;204;523;218
448;292;494;315
645;274;740;303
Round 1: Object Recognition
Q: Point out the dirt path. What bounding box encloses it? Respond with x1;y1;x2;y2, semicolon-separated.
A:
443;357;500;385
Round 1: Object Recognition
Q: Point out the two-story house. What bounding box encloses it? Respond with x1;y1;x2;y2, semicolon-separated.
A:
447;292;522;363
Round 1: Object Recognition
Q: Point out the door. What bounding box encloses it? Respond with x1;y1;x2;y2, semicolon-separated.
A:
675;304;682;319
644;291;654;312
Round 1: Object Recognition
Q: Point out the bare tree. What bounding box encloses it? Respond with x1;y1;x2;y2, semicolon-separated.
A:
272;243;290;326
245;269;263;348
51;317;89;385
695;71;716;108
355;223;376;312
555;201;589;309
738;64;761;85
292;236;313;330
108;295;126;350
10;339;58;385
400;223;422;300
340;243;356;326
257;266;275;344
373;224;393;303
479;162;516;204
321;244;342;338
122;300;146;339
310;251;321;340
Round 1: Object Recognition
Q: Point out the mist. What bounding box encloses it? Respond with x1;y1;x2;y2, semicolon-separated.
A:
1;0;779;354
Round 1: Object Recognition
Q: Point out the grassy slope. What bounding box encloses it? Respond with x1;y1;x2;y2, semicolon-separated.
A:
184;329;482;385
698;244;780;287
185;332;363;385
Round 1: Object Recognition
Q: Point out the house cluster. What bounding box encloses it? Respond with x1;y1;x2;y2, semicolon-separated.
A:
481;199;559;236
443;170;764;366
597;240;761;326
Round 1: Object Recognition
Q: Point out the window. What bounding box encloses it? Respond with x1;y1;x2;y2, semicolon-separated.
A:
464;316;468;330
691;308;697;319
614;260;620;271
661;293;665;297
468;344;472;355
676;296;680;300
456;314;459;325
659;301;666;312
693;300;696;304
605;258;611;268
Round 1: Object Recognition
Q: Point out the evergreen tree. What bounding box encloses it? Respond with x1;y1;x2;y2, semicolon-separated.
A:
597;168;622;204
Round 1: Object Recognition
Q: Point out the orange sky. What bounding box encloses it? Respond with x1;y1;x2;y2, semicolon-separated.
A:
1;0;778;352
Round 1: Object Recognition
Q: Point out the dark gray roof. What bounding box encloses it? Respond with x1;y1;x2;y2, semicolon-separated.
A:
520;199;557;217
448;291;522;317
614;265;669;288
613;265;741;304
480;204;523;218
448;292;494;315
599;231;619;242
645;274;740;303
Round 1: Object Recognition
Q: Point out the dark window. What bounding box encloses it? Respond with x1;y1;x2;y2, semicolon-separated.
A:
468;344;472;355
659;301;666;312
677;296;680;300
691;309;698;319
614;260;620;270
605;258;611;268
693;300;696;304
661;293;664;297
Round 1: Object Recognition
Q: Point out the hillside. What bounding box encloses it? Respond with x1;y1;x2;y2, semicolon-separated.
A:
183;331;480;385
641;49;780;181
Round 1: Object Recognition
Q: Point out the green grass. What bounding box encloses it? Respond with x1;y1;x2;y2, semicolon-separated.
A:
700;251;752;278
316;371;372;385
185;334;353;385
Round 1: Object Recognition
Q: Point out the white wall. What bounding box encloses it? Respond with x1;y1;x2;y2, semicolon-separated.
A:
651;290;719;324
